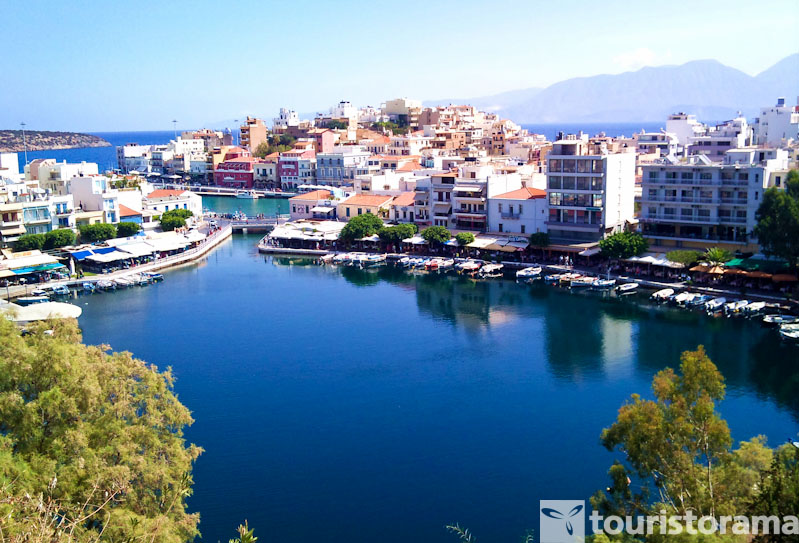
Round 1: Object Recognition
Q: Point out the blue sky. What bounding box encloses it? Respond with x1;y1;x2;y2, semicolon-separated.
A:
2;0;797;131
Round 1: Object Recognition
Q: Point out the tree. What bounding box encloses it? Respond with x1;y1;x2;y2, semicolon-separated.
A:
253;134;297;158
667;250;702;268
43;228;76;249
598;231;648;259
339;213;384;242
79;223;117;243
14;233;46;251
455;232;475;246
229;521;257;543
528;232;550;258
704;247;733;267
116;221;141;238
420;226;451;245
325;120;348;130
377;223;417;244
160;215;186;231
162;209;193;220
753;170;799;269
0;318;201;543
748;444;799;542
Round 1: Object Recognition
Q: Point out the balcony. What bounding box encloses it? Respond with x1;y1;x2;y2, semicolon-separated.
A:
642;214;713;224
500;212;521;219
719;198;748;205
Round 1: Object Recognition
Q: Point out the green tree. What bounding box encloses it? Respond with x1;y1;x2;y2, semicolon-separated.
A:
753;170;799;269
325;120;348;130
528;232;550;258
116;221;141;238
0;318;201;543
420;226;451;245
704;247;733;267
340;213;384;242
43;228;76;249
14;233;46;251
748;443;799;542
598;231;648;259
253;134;297;158
78;223;117;243
162;209;193;220
160;215;186;231
229;521;257;543
377;223;418;244
667;250;702;268
455;232;475;246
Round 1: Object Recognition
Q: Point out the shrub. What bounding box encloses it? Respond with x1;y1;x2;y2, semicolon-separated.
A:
15;233;46;251
43;228;76;249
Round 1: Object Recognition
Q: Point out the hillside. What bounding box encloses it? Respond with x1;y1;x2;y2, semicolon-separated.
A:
0;130;110;152
426;54;799;123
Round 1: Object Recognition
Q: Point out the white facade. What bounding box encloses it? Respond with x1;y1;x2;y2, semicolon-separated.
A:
754;97;799;147
273;108;300;129
0;152;21;182
666;113;705;150
143;190;202;218
316;146;372;185
488;188;548;235
28;160;99;195
69;175;121;224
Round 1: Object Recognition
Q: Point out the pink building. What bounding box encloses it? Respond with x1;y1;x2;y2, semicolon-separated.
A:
277;149;316;190
214;155;257;188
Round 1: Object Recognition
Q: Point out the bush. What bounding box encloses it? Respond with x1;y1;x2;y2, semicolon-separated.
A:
160;215;186;231
528;232;550;248
599;231;648;259
667;250;702;267
116;221;141;238
455;232;475;246
43;228;76;249
340;213;384;241
161;209;193;220
79;223;117;243
420;226;451;245
14;233;46;251
378;223;418;243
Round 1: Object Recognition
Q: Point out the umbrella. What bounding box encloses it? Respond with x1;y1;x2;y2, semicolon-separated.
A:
690;265;709;273
772;274;798;283
747;271;772;279
707;266;725;275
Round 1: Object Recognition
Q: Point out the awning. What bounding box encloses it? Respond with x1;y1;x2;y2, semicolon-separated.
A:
358;234;381;242
146;237;189;252
3;253;59;270
117;242;154;258
0;226;26;236
311;206;335;213
772;274;798;283
466;236;498;249
11;263;66;275
444;239;459;246
86;250;130;263
69;249;94;261
402;236;427;245
452;186;483;194
183;231;206;243
579;247;601;257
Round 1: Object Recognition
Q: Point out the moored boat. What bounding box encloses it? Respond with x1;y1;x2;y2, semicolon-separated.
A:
516;267;542;282
762;314;799;327
651;288;674;301
686;294;712;307
779;323;799;341
705;297;726;312
235;190;259;199
570;276;596;288
456;260;482;276
477;263;504;278
15;296;50;306
616;282;638;294
82;282;96;293
591;278;616;290
743;301;766;316
724;299;749;315
51;284;70;296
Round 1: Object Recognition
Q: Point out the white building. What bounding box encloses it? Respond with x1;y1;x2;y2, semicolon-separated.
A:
316;145;372;185
666;113;705;152
754;97;799;147
142;189;202;219
687;116;752;159
69;175;121;224
273;108;300;130
0;152;21;182
26;160;99;195
546;137;636;242
488;187;548;235
117;144;152;173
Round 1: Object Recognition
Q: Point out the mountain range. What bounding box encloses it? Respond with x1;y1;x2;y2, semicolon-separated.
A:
425;54;799;123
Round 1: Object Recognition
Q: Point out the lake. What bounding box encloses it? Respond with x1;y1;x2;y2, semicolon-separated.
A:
74;227;799;543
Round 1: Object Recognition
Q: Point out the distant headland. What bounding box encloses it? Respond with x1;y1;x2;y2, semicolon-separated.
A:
0;130;111;152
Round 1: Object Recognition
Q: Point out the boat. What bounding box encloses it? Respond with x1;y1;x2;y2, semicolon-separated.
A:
409;257;428;269
51;284;70;296
425;258;443;271
616;282;639;294
543;273;562;284
672;292;697;305
236;190;259;199
478;263;504;278
651;288;674;301
516;267;542;282
333;253;352;265
143;272;164;282
456;260;482;275
744;301;767;316
779;324;799;341
705;297;726;312
724;300;749;315
685;294;712;307
591;278;617;290
320;253;336;265
762;314;799;327
114;277;133;288
82;282;96;293
359;254;386;268
436;258;455;271
15;296;50;306
397;256;412;268
570;276;596;288
97;280;116;291
31;288;48;297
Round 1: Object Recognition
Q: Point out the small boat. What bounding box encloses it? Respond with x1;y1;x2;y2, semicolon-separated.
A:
320;253;336;265
516;267;542;282
425;258;443;271
686;294;712;307
82;282;96;293
570;276;596;288
616;282;639;294
724;300;749;315
114;277;133;288
143;272;164;282
236;190;259;199
672;292;696;305
762;314;799;327
397;256;412;268
705;297;726;312
97;280;116;291
779;324;799;342
543;273;562;284
651;288;674;301
478;263;504;278
333;253;352;265
743;301;766;316
436;258;455;271
591;279;617;290
31;288;48;297
409;257;428;269
360;254;386;268
15;296;50;306
457;260;482;275
51;284;70;296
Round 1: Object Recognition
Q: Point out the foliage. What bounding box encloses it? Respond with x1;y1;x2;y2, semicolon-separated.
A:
667;250;702;267
43;228;77;249
377;223;418;243
598;231;648;259
229;521;257;543
78;223;116;243
445;523;477;543
115;221;141;238
420;226;451;245
371;121;408;135
162;209;193;220
704;247;733;267
325;120;348;130
753;170;799;268
455;232;475;246
14;233;46;251
160;209;193;231
339;213;384;241
253;134;297;158
0;318;201;542
748;444;799;542
528;232;550;248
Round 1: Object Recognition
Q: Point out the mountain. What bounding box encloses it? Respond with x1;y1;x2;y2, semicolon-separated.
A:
426;55;799;123
424;87;543;112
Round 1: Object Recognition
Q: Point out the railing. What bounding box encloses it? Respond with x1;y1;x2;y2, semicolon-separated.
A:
500;212;521;219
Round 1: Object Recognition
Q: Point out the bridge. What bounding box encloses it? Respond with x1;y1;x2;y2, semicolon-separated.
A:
152;183;296;198
221;217;289;233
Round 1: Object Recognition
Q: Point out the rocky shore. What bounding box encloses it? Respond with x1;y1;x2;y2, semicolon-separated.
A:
0;130;110;152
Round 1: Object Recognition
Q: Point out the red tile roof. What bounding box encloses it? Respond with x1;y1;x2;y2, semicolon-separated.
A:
118;204;141;217
396;161;422;172
391;192;415;207
492;187;546;200
340;194;394;207
146;189;188;199
290;189;331;201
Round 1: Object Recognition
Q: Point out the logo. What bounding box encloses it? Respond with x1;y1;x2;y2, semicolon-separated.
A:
540;500;585;543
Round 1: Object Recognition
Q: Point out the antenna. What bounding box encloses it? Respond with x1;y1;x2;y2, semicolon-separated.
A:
20;122;28;165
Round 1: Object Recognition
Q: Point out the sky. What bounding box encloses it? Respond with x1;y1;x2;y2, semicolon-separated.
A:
2;0;797;132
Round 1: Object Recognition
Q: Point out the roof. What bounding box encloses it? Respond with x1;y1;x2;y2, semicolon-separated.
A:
146;189;188;199
392;192;415;207
118;204;141;217
492;187;546;200
396;161;422;172
290;189;331;201
340;194;394;207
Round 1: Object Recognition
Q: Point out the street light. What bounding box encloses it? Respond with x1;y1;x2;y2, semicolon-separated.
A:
20;122;28;165
172;119;178;140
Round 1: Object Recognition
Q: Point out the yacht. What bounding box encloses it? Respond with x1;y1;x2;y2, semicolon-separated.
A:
236;190;259;199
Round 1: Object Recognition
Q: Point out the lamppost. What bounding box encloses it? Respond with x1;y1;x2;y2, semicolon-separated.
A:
20;122;28;165
172;119;178;140
233;120;239;146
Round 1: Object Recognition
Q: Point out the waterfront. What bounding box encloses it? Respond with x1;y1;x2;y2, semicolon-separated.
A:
202;195;289;216
74;232;799;543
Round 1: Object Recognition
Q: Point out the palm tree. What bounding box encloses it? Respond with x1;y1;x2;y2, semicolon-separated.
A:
704;247;733;267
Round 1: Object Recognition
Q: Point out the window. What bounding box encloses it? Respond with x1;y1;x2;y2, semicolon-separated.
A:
648;171;658;180
518;204;523;214
700;172;712;180
498;203;503;212
681;172;693;180
548;176;562;189
346;207;350;217
498;223;503;232
521;225;526;234
357;208;362;215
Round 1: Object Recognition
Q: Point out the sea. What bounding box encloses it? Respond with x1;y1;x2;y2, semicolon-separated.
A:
15;123;665;173
73;227;799;543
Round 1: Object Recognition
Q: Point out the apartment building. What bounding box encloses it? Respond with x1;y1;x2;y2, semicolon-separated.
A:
70;175;121;224
316;146;372;186
546;137;636;243
277;150;316;190
753;97;799;147
0;202;25;246
639;149;789;252
240;117;268;151
687;117;752;159
488;187;547;235
27;160;99;195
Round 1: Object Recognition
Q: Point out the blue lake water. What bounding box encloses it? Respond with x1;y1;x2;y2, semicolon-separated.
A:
74;231;799;543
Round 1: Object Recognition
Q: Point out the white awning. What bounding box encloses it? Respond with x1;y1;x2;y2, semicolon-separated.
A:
146;236;189;252
402;236;427;245
86;250;130;263
116;242;154;258
578;247;601;257
2;253;59;270
311;206;335;213
183;231;206;243
466;236;498;249
358;234;381;242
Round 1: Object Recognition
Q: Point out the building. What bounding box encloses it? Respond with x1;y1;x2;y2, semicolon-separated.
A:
383;98;422;128
240;117;268;152
390;192;415;223
0;202;25;246
754;97;799;147
69;176;120;224
277;149;316;190
488;187;547;235
0;152;21;181
337;194;394;220
666;113;705;152
635;131;678;156
273;108;301;130
214;156;257;189
289;190;333;221
546;137;636;243
27;160;99;195
687;116;752;159
639;149;789;252
316;146;372;186
143;189;203;218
